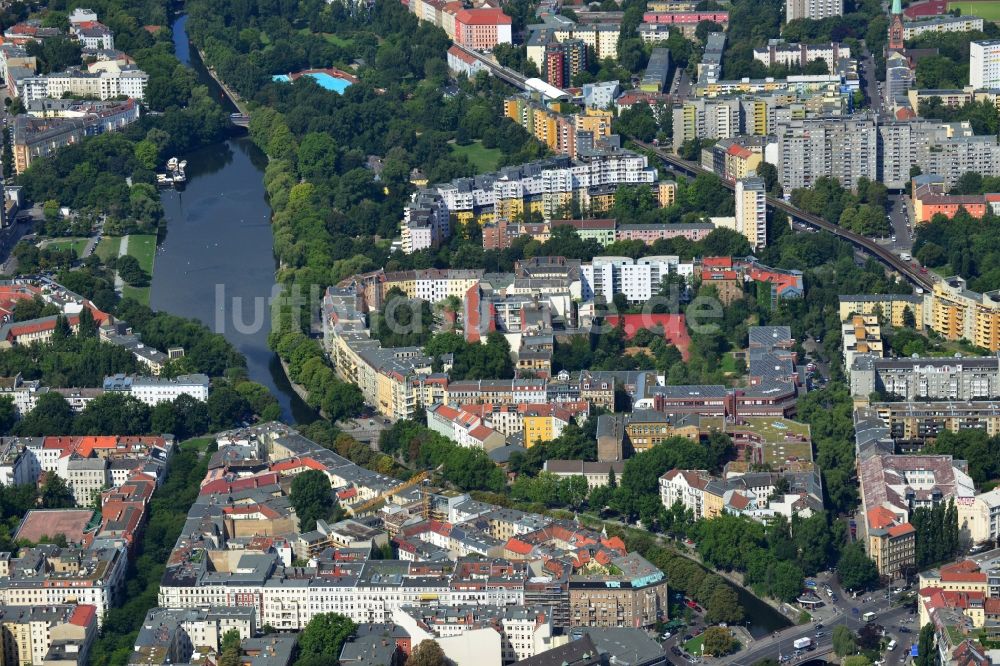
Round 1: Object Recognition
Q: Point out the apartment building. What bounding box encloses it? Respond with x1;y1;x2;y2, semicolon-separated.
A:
640;11;729;38
776;116;877;190
406;0;512;49
128;607;257;666
0;546;127;624
542;460;625;489
21;64;147;103
406;152;656;241
879;119;1000;189
543;39;587;88
103;373;209;406
865;505;916;579
932;277;1000;351
842;315;884;374
526;15;619;66
11;98;140;174
753;40;851;71
858;450;976;524
785;0;842;21
839;294;926;330
400;190;451;254
735;176;767;250
567;553;668;628
903;14;983;39
426;403;507;451
850;354;1000;401
454;8;512;50
970;40;1000;89
912;174;990;222
580;256;688;304
0;604;96;666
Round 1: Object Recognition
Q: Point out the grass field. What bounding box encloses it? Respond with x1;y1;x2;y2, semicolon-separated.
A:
451;140;503;173
180;437;214;453
43;238;89;257
298;28;353;48
122;234;157;305
95;236;121;263
947;1;1000;20
684;635;705;656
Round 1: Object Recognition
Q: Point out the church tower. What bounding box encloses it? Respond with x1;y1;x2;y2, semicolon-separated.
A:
888;0;905;52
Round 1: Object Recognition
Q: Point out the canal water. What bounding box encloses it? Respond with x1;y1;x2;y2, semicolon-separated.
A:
736;586;793;637
148;14;318;424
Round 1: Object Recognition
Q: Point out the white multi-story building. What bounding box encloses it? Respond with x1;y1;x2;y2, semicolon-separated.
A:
753;41;850;72
735;176;767;250
659;469;711;518
103;373;210;406
0;546;128;625
400;190;451;254
776;116;878;191
970;40;1000;89
580;255;691;304
21;65;148;102
785;0;842;21
903;15;983;39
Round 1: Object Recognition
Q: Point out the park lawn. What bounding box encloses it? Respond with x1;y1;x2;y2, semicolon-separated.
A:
948;0;1000;20
122;234;157;305
685;635;705;656
299;28;352;47
180;437;214;453
451;140;503;173
44;238;89;257
95;236;121;263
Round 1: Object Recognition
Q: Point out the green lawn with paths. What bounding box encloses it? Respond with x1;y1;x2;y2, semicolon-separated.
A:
451;140;503;173
122;234;157;305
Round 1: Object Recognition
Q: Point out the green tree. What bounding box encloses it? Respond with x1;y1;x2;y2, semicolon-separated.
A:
39;472;74;508
295;613;356;665
0;397;16;435
15;392;75;436
833;625;857;657
702;627;739;656
290;469;338;532
408;640;448;666
915;624;936;666
837;543;879;590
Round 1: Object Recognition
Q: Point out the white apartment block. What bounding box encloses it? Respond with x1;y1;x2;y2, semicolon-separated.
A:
785;0;842;21
157;578;525;631
963;487;1000;544
903;15;983;39
21;65;148;103
970;40;1000;89
752;41;850;72
659;469;711;519
776;116;877;191
735;176;767;250
103;373;210;406
580;255;692;304
0;547;128;625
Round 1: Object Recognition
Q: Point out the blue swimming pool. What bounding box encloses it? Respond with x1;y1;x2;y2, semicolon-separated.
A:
271;72;352;94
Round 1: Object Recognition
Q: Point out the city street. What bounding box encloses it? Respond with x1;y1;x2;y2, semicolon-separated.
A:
860;45;882;115
663;569;918;666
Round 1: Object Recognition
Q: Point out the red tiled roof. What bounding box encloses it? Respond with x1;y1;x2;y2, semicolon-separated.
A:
454;7;512;24
448;44;477;65
888;523;915;537
506;538;533;555
867;505;901;530
69;605;97;627
703;256;733;268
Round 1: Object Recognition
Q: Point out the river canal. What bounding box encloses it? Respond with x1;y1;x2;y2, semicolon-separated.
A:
148;14;317;424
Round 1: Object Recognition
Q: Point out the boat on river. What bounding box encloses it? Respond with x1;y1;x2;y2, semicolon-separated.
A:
157;157;187;187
